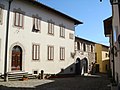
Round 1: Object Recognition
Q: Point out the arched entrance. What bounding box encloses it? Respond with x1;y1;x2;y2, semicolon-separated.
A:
81;58;88;74
75;58;81;75
11;45;22;71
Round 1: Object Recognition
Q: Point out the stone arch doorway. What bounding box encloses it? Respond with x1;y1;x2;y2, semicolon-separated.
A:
11;45;22;71
81;58;88;74
75;58;81;75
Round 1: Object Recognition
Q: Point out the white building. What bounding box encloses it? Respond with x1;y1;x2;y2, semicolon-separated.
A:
0;0;82;78
104;0;120;86
111;0;120;84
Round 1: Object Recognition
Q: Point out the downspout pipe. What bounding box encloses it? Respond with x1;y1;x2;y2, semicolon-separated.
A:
4;0;13;82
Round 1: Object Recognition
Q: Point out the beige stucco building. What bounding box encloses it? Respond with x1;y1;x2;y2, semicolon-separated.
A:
95;44;110;73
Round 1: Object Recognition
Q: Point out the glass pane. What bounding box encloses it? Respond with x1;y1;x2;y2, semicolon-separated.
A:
38;19;41;30
15;13;19;26
0;8;2;23
48;47;50;59
19;14;23;27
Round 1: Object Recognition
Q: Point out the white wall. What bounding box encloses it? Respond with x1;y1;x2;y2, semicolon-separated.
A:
112;3;120;82
0;0;76;74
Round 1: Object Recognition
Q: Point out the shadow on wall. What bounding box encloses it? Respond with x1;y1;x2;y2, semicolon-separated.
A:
45;57;89;79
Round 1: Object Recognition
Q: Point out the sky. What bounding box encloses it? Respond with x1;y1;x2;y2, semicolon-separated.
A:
38;0;112;46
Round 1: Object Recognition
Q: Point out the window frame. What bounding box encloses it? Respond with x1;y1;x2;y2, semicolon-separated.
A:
77;42;80;50
69;33;74;39
14;12;24;28
0;7;3;25
32;44;40;60
91;45;93;52
83;43;86;52
32;16;41;33
60;47;65;60
48;20;54;35
48;46;54;60
60;25;65;38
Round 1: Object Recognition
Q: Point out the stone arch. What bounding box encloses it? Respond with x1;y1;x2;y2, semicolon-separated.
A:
9;42;25;72
81;57;88;74
75;58;81;75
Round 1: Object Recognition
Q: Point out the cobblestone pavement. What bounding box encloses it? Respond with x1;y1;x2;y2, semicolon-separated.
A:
0;74;111;90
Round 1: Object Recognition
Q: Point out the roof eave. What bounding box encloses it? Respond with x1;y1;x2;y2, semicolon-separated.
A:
28;0;83;25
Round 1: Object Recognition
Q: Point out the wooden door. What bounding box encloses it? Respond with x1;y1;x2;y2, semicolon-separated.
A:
11;46;22;71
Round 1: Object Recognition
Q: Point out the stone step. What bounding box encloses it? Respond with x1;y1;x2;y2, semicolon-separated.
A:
28;74;37;79
0;72;38;81
8;71;28;81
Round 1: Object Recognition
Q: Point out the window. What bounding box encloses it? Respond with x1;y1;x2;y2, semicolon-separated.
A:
33;70;38;74
91;45;93;52
69;33;74;39
95;53;97;63
14;12;24;27
0;7;3;24
48;46;54;60
32;17;41;32
83;43;86;52
60;47;65;60
32;44;40;60
60;26;65;38
77;42;80;50
106;53;108;58
48;21;54;35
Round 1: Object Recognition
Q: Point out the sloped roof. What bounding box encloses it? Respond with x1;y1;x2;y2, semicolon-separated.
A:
75;36;96;44
103;17;112;37
28;0;83;25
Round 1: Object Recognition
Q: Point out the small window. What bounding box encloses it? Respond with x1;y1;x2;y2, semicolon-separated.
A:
32;17;41;32
33;70;38;74
95;53;97;63
91;45;93;52
60;47;65;60
14;12;24;27
60;26;65;38
77;42;80;50
32;44;40;60
69;33;74;39
48;46;54;60
0;7;3;24
48;20;54;35
106;53;108;58
83;43;86;52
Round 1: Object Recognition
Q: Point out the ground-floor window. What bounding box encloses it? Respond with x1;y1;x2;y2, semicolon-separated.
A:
48;46;54;60
32;44;40;60
60;47;65;60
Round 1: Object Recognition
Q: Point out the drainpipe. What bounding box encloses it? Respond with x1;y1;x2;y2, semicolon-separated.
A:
4;0;13;82
111;29;115;83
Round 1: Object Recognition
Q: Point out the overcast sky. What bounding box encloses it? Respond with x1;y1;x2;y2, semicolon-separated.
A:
38;0;112;45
